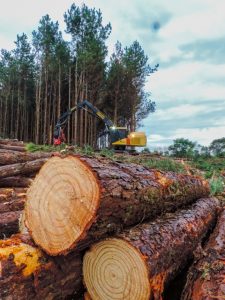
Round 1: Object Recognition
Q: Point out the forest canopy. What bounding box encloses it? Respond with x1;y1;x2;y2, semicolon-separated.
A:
0;4;157;146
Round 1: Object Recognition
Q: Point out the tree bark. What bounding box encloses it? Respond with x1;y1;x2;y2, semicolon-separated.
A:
0;139;24;146
0;235;83;300
0;211;22;237
0;176;33;188
0;188;27;203
0;158;48;179
0;150;52;165
0;144;26;152
25;155;210;255
182;208;225;300
83;197;220;300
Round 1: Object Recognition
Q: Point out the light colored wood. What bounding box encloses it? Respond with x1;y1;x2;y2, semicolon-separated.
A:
83;238;150;300
25;156;100;255
83;198;219;300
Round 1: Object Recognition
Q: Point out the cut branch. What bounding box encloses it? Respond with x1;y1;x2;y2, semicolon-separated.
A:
25;155;210;255
83;197;219;300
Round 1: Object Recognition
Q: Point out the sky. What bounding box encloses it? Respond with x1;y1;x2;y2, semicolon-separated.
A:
0;0;225;149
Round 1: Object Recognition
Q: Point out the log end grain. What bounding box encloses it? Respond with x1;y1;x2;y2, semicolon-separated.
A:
25;156;100;255
83;238;151;300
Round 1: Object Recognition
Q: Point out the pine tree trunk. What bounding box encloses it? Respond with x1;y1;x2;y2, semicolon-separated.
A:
0;150;51;165
0;177;33;188
182;208;225;300
0;158;48;179
25;155;210;255
83;197;219;300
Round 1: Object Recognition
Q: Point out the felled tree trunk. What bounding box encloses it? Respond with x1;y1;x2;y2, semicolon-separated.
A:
0;158;48;179
0;211;22;237
0;235;83;300
0;188;26;211
0;139;24;146
83;197;219;300
0;150;52;165
0;188;27;237
25;155;210;255
0;176;33;188
182;208;225;300
0;144;26;152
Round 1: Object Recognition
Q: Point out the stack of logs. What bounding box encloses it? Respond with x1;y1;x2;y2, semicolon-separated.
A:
0;139;224;300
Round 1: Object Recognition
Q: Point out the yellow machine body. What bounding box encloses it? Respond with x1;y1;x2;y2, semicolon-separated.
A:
112;131;147;147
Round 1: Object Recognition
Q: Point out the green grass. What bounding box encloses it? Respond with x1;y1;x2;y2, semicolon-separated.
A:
25;143;66;152
191;157;225;178
210;177;224;196
117;156;186;173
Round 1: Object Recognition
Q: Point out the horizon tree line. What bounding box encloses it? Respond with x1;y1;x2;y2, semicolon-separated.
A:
0;4;157;146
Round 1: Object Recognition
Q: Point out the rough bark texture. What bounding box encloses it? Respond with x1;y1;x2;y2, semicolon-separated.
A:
83;197;220;300
0;158;48;179
0;144;26;152
0;188;27;202
25;155;211;255
0;235;83;300
0;189;25;214
182;208;225;300
0;150;52;165
0;139;24;146
0;188;27;237
0;211;22;238
0;176;33;188
76;156;211;251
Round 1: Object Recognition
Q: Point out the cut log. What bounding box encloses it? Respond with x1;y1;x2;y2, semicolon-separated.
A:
0;211;22;237
182;208;225;300
0;235;83;300
0;188;26;214
83;197;219;300
0;150;52;165
25;155;210;255
0;189;26;237
0;188;27;202
0;138;24;146
0;144;26;152
0;158;48;179
0;176;33;188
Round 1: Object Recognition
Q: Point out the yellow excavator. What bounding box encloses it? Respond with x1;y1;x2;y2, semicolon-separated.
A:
53;99;147;150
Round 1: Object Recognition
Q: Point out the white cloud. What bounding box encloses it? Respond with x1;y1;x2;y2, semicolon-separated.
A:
147;61;225;104
147;126;225;148
153;104;223;121
173;126;225;146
